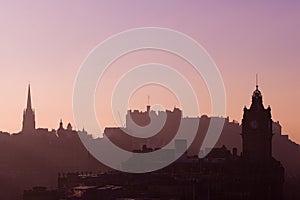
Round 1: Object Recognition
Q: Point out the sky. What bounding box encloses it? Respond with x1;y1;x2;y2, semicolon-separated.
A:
0;1;299;142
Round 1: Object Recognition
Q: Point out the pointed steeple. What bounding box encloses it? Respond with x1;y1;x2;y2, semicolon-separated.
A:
27;84;32;110
22;84;35;132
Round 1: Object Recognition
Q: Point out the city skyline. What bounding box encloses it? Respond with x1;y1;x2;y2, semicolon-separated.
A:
1;2;300;199
0;1;299;143
1;82;295;139
0;78;297;199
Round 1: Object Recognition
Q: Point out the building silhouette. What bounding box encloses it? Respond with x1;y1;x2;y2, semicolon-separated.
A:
101;81;285;200
0;85;106;200
239;83;284;200
22;84;36;132
0;82;297;199
242;85;273;162
242;84;272;162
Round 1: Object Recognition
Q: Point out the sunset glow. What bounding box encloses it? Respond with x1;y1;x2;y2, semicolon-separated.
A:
0;1;299;143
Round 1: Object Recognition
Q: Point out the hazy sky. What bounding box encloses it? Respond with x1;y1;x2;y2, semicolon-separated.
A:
0;1;299;142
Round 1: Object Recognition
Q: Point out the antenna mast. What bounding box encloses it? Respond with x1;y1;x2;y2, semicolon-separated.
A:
256;73;258;90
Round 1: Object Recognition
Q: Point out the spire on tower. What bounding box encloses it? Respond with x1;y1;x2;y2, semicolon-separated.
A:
60;119;63;128
27;84;32;110
251;74;263;110
256;73;259;90
22;84;35;132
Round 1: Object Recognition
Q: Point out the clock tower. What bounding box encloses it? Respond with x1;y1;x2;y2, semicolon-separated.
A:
241;81;273;163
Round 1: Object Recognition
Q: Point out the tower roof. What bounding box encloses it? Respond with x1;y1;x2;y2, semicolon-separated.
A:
252;85;262;98
250;75;264;110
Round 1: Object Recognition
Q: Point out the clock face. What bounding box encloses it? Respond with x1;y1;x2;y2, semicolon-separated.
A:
250;120;258;129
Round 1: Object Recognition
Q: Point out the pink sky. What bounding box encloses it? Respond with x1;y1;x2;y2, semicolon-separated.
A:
0;1;299;142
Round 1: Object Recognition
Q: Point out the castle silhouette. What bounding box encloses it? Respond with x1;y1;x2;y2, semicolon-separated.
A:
103;82;285;200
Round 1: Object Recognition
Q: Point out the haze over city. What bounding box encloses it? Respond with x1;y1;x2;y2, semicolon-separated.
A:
1;1;300;200
0;1;299;143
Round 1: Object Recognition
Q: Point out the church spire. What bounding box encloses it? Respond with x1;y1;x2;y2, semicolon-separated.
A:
27;84;32;110
22;84;35;132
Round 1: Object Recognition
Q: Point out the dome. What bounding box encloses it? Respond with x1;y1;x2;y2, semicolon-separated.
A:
252;85;262;98
250;85;264;110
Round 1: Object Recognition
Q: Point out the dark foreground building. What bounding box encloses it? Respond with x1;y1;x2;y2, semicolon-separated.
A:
239;84;284;199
